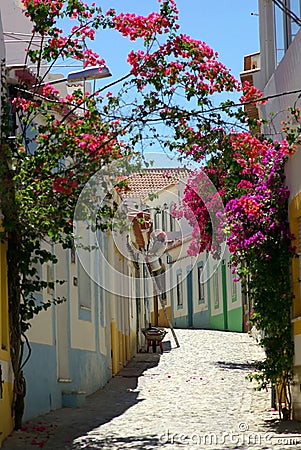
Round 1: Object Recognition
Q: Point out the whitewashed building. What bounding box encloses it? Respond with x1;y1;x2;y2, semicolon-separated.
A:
0;0;144;428
241;0;301;419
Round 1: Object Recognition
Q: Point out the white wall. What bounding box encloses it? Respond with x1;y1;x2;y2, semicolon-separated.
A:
257;26;301;202
26;242;54;347
1;0;33;67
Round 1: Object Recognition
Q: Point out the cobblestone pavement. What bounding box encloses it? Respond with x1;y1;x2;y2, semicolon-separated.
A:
3;329;301;449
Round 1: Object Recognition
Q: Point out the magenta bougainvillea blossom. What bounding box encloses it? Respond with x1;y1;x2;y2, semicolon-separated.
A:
177;131;295;261
175;117;296;413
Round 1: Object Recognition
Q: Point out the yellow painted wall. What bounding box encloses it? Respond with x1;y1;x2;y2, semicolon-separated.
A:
125;334;130;361
151;305;172;328
158;306;172;328
289;193;301;325
110;321;119;376
294;320;301;336
287;173;301;423
0;228;14;446
111;321;135;376
0;379;14;447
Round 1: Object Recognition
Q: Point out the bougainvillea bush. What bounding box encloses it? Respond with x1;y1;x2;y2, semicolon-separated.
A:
175;128;296;418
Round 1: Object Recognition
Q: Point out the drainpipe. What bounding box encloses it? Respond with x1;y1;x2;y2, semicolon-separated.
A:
258;0;276;89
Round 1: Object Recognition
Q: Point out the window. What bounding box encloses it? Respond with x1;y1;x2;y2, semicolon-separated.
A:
79;260;91;309
231;269;238;303
154;211;160;230
290;0;301;38
25;122;38;155
213;266;219;309
198;263;205;304
46;264;53;295
170;204;175;232
274;1;301;64
176;272;183;308
156;267;166;300
70;237;76;264
162;208;167;231
78;251;92;321
275;4;286;64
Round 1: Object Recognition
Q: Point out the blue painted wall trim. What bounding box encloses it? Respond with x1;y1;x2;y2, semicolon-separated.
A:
193;310;210;329
23;340;111;421
186;265;193;328
173;310;210;330
173;314;188;329
23;342;61;420
69;347;111;393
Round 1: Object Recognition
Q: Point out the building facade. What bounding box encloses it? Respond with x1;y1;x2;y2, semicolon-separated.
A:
0;8;14;446
0;0;147;433
241;0;301;419
126;168;244;335
151;182;243;334
0;226;14;444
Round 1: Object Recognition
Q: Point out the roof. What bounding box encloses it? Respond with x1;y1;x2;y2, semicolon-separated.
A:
123;168;192;250
124;168;190;199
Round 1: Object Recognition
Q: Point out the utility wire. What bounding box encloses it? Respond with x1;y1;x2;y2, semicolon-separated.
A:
203;88;301;115
272;0;301;26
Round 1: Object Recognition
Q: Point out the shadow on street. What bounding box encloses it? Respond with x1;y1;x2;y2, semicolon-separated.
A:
215;360;256;371
3;352;163;449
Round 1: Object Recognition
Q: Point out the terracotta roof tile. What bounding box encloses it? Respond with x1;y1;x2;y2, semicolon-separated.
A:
123;168;190;199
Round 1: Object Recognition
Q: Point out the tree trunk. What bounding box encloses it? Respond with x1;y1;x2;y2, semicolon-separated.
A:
7;232;25;429
0;143;25;429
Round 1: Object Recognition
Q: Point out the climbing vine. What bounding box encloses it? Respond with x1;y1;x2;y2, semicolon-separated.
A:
175;122;297;419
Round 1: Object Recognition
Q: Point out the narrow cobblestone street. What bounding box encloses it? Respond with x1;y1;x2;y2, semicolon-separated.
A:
3;329;301;450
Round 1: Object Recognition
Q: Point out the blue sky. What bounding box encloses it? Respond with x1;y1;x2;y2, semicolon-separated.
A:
64;1;260;167
95;0;259;82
